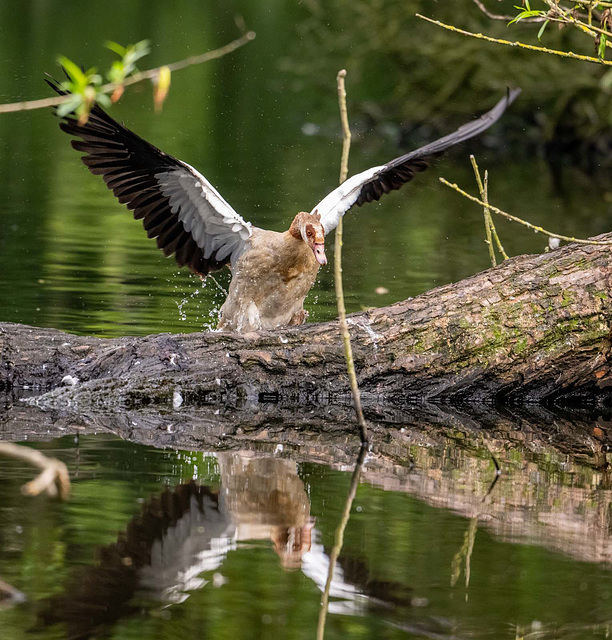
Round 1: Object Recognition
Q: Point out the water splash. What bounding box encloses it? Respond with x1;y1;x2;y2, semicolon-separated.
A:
176;283;202;322
347;317;381;352
171;272;225;330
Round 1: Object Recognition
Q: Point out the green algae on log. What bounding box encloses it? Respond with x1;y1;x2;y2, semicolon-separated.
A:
1;232;611;410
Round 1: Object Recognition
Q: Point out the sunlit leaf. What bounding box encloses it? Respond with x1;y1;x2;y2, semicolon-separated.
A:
598;33;608;60
154;65;171;112
57;56;86;85
125;40;150;67
537;19;550;41
508;2;544;25
105;39;150;84
104;40;126;57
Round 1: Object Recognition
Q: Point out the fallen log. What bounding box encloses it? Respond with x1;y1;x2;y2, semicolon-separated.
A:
1;233;611;410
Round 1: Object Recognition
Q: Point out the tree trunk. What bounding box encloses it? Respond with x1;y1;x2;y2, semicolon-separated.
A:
1;233;612;410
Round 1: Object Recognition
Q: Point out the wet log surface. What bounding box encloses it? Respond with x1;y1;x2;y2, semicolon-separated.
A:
2;233;612;413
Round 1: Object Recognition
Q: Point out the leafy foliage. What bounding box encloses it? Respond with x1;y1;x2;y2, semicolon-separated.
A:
105;39;150;101
56;57;109;123
507;0;611;60
105;39;150;83
508;1;546;24
287;0;612;159
56;40;150;122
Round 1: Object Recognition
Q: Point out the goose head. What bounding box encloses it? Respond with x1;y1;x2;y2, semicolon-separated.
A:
289;211;327;266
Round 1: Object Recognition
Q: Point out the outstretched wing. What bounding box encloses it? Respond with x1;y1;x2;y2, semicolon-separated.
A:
313;88;521;235
47;79;252;275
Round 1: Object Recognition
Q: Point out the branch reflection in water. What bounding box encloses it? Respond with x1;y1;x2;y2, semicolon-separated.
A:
451;447;500;596
7;415;611;639
316;442;367;639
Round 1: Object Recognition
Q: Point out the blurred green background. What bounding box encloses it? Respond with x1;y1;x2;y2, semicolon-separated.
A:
0;0;610;337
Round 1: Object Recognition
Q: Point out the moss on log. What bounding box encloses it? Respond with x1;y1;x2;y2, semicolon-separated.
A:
1;233;612;410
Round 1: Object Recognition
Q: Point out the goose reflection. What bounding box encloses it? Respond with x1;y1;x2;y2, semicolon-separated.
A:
39;453;389;639
139;453;316;603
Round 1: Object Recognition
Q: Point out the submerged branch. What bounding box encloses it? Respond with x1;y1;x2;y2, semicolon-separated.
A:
334;69;368;445
0;442;70;499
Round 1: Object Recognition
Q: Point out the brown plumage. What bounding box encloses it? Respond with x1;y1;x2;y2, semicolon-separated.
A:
218;212;325;332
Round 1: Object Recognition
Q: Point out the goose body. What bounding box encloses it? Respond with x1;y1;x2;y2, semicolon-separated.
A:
48;80;520;333
218;226;320;332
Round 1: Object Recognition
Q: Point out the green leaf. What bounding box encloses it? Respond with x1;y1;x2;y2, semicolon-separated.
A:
537;19;550;41
599;33;608;60
56;95;83;117
508;3;545;25
509;10;542;25
57;56;86;85
105;39;150;84
88;72;103;86
104;40;126;57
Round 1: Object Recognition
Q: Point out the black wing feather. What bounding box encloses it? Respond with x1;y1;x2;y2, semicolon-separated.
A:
354;88;521;208
46;78;237;275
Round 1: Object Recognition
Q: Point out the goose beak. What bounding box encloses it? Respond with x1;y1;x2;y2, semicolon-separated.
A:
314;243;327;266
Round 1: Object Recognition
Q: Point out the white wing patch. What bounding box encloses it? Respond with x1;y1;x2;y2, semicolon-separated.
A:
311;166;383;236
311;91;520;237
156;163;252;268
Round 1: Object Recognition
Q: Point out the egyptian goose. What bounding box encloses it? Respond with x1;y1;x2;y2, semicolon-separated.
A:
48;80;519;332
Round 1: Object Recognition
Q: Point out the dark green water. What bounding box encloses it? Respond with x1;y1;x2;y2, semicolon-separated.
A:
0;1;610;337
1;435;612;640
1;2;612;638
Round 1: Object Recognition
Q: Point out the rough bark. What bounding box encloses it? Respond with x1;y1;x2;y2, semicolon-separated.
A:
1;233;612;410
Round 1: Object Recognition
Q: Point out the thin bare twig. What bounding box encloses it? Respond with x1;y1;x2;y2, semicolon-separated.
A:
334;69;369;445
416;13;612;66
316;443;367;640
0;442;70;499
471;157;496;266
472;0;544;22
485;173;509;260
470;156;508;264
440;178;612;245
0;31;256;115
